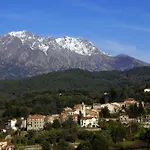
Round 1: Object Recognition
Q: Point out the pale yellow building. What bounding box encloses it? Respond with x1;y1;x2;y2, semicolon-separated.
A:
27;115;45;131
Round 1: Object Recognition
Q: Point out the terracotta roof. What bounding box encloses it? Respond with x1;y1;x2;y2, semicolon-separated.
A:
64;107;72;111
83;116;93;120
28;115;45;119
64;110;73;113
47;114;60;119
86;109;98;116
73;114;79;117
124;98;137;104
124;98;135;102
0;139;14;147
0;139;7;142
74;104;81;109
53;115;60;119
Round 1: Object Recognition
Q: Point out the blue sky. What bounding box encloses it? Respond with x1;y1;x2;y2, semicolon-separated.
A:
0;0;150;62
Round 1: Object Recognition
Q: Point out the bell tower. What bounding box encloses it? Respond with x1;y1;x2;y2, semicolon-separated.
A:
81;102;86;117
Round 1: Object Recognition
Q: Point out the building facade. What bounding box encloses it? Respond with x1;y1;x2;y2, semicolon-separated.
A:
27;115;45;131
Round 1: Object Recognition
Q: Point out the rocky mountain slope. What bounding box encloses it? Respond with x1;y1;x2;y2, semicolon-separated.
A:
0;30;149;79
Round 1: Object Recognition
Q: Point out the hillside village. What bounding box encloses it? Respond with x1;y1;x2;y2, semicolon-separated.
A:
1;97;149;132
0;89;150;149
1;0;150;149
1;94;150;149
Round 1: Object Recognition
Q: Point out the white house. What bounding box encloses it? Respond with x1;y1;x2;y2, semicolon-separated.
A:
144;89;150;93
101;103;122;114
142;122;150;128
93;103;101;112
7;119;17;129
21;119;27;129
119;115;130;124
80;117;98;128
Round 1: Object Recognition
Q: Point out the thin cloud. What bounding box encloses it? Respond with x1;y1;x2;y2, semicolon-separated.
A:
76;3;108;13
73;1;120;13
110;24;150;33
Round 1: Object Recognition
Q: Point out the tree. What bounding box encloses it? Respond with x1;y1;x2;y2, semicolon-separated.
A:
27;130;37;141
138;101;145;116
77;131;109;149
62;116;77;129
111;123;126;143
91;134;109;150
77;141;92;150
41;141;51;150
126;102;145;118
3;107;29;118
16;118;22;128
44;123;52;130
126;103;138;118
52;119;61;129
77;130;94;141
143;130;150;144
109;88;117;102
100;107;110;118
56;139;69;150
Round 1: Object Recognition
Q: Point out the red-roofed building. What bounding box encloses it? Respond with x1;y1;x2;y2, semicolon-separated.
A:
0;139;15;150
123;98;144;108
27;115;46;131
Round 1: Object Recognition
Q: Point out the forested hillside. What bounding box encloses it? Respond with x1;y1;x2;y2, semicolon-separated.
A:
0;67;150;127
0;67;150;101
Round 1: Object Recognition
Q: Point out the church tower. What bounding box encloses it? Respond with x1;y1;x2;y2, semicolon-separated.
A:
81;102;86;117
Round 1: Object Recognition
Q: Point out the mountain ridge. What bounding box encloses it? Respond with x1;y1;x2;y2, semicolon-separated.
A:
0;30;149;79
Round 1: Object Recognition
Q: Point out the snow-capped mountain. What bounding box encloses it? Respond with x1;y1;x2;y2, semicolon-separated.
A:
8;31;61;55
0;30;149;79
8;31;108;56
56;36;107;56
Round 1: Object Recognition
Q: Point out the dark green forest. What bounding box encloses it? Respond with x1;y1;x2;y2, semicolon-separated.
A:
0;66;150;101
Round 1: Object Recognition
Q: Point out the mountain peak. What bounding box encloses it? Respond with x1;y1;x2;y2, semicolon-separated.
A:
56;36;106;56
8;30;39;41
9;30;31;37
8;30;51;54
7;31;109;56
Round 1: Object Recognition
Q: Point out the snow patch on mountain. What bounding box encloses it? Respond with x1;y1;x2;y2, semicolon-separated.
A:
9;30;27;38
56;36;108;56
8;31;51;55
